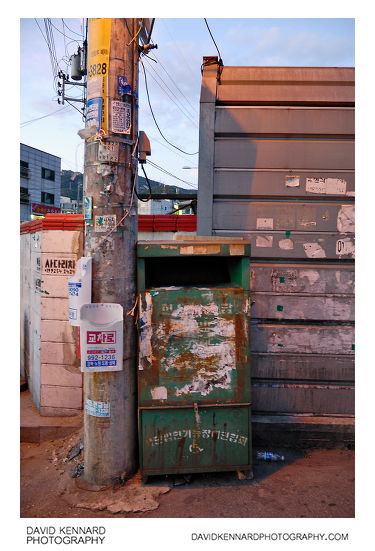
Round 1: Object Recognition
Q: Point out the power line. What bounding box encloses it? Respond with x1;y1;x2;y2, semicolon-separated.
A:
148;50;199;116
148;133;198;162
49;19;80;44
204;18;223;63
147;160;197;189
142;57;198;128
21;106;69;127
160;19;196;80
140;59;198;156
61;18;84;38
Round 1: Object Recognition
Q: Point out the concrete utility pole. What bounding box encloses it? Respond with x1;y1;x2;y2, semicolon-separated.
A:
80;18;139;489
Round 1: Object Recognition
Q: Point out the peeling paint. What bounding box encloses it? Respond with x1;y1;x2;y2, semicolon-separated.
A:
256;235;273;248
180;245;221;255
175;341;236;397
230;244;245;256
160;245;178;249
299;270;320;286
278;238;294;250
139;293;153;364
337;205;355;233
303;243;326;258
151;386;167;400
336;238;355;258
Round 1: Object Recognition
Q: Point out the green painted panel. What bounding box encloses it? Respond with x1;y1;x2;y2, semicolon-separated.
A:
140;406;251;474
139;288;251;405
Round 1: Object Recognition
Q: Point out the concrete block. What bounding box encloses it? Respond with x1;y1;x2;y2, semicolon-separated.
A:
42;230;83;254
41;320;75;343
40;364;82;387
40;385;83;409
41;342;77;365
39;274;70;298
39;407;82;418
42;297;69;320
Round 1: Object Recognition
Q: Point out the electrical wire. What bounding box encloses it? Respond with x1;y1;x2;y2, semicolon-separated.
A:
142;57;198;128
147;50;199;116
148;133;197;162
203;18;223;63
160;19;196;79
141;58;198;156
127;18;143;45
48;19;80;44
135;164;152;202
61;18;84;38
147;160;197;189
21;106;69;127
35;19;58;92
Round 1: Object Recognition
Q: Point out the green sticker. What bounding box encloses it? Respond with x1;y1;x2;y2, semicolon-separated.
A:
351;344;355;351
280;277;285;283
285;231;291;238
277;343;283;347
277;305;283;311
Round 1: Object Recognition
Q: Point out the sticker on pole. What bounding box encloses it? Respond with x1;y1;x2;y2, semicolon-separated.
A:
80;303;123;372
68;257;92;326
111;100;131;134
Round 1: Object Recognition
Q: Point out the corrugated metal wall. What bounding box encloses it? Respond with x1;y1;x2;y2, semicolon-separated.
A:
197;61;354;428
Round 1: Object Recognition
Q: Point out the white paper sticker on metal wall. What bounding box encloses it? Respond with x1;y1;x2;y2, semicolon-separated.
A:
306;178;347;195
111;100;131;134
80;303;123;372
256;218;274;230
336;238;355;257
285;176;300;187
68;257;92;326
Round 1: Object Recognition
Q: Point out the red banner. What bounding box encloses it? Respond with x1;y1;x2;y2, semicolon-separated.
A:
31;203;61;215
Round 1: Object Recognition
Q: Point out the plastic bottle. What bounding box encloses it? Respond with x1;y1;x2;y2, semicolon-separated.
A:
256;451;285;462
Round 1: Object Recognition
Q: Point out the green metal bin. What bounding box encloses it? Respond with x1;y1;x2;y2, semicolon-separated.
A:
137;238;252;480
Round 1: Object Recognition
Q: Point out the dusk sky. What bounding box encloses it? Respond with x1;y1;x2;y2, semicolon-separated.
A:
20;16;355;191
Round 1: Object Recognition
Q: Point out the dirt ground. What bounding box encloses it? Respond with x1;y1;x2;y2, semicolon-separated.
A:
20;429;354;518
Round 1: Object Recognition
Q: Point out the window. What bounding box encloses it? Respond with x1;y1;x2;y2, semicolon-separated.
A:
20;160;29;179
41;167;55;181
41;191;54;205
20;186;30;204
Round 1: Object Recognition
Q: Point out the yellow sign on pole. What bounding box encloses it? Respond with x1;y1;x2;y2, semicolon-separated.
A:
86;18;111;134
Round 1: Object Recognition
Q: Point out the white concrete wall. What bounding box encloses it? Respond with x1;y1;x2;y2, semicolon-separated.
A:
20;228;83;416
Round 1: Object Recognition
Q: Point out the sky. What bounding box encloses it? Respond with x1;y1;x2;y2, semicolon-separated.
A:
20;17;355;192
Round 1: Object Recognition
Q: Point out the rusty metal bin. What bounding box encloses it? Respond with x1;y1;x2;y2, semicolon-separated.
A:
137;238;251;480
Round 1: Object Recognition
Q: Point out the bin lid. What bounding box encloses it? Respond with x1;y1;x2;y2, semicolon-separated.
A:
137;237;250;258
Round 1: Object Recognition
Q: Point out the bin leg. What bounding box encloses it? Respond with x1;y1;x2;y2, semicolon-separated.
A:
237;469;254;480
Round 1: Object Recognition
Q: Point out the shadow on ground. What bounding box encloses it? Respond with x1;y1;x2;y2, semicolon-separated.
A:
142;447;305;489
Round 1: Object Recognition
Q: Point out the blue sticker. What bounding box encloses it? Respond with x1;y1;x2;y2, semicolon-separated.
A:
85;399;110;418
86;98;102;130
118;75;132;97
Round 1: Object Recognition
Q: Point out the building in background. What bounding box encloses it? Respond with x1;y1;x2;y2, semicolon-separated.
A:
138;198;173;215
20;144;61;222
60;196;80;214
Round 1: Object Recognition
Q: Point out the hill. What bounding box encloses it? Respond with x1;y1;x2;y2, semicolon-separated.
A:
61;170;195;200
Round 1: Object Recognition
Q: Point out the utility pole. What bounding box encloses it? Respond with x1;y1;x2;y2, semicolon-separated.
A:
79;18;139;489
